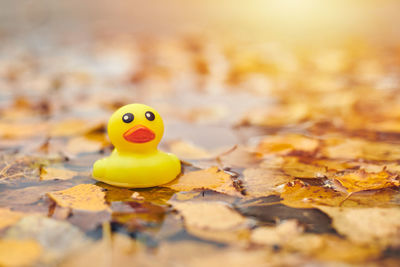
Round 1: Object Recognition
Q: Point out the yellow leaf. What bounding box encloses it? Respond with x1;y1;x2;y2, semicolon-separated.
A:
282;157;327;178
47;184;109;212
0;239;42;267
163;167;239;196
333;169;400;193
256;134;319;155
322;137;400;161
281;180;346;208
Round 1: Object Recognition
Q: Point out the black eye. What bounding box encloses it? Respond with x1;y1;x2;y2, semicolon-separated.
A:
145;111;155;121
122;113;134;123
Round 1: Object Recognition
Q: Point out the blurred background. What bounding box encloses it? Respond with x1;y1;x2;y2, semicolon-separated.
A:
1;0;400;44
1;0;400;151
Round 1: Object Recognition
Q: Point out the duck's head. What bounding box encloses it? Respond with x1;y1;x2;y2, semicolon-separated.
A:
107;103;164;154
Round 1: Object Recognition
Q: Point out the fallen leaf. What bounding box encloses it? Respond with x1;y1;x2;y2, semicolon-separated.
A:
322;137;400;161
0;239;42;267
319;206;400;247
242;166;292;197
65;136;106;155
282;157;327;178
333;169;400;193
0;208;23;230
47;184;109;212
256;134;319;155
50;119;104;137
163;167;240;196
170;201;250;243
40;166;78;181
251;220;380;263
281;180;347;208
217;145;262;168
5;215;91;264
167;140;212;160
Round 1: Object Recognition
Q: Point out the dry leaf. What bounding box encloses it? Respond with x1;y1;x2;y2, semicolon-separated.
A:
47;184;109;212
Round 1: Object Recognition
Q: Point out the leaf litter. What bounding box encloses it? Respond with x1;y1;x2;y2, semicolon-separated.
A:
2;33;400;267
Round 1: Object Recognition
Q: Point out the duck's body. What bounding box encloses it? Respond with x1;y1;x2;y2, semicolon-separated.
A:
93;149;180;188
92;103;181;188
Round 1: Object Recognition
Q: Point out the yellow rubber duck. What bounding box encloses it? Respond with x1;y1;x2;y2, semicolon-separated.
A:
92;103;181;188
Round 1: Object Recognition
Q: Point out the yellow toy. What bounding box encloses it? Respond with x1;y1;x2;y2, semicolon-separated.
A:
92;103;181;188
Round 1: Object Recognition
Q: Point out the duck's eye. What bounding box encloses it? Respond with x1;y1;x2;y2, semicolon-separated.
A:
145;111;155;121
122;113;134;123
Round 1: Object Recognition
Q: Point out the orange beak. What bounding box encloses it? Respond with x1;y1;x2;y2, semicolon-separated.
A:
123;125;155;143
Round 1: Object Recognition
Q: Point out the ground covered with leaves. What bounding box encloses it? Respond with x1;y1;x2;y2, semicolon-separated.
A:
1;34;400;266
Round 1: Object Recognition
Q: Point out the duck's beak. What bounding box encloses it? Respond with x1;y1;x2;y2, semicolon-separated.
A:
123;125;155;143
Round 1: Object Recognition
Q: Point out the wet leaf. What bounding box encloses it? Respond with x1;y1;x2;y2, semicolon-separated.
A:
333;169;400;193
171;201;250;243
319;207;400;247
164;167;240;196
242;166;291;197
47;184;109;212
